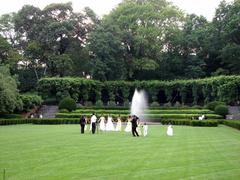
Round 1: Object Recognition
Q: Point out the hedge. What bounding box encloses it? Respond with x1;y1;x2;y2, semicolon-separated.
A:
32;118;80;124
0;118;80;125
74;109;214;114
55;113;221;120
159;119;218;127
0;119;32;125
0;118;221;127
223;120;240;130
38;75;240;105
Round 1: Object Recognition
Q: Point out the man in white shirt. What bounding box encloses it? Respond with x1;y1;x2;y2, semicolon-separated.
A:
90;113;97;134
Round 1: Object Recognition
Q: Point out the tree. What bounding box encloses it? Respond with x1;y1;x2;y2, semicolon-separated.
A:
0;35;21;70
14;3;96;78
0;66;22;114
89;0;185;80
88;24;126;80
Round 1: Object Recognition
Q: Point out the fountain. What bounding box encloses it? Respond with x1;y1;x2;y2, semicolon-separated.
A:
130;89;148;121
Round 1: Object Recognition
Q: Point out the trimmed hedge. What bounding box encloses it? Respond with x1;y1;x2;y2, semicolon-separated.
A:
159;119;218;127
0;119;32;125
223;120;240;130
206;101;226;111
55;113;221;120
0;118;221;127
0;118;80;125
38;76;240;105
214;105;229;117
32;118;80;124
74;109;214;114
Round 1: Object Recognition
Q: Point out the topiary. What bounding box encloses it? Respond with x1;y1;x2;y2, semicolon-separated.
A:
214;105;228;118
206;101;226;111
95;100;104;107
150;101;160;107
58;97;76;112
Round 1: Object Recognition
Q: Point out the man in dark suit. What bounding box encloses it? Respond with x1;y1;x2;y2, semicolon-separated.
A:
80;115;86;134
131;115;139;137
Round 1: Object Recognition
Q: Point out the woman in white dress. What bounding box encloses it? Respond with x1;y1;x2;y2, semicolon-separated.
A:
99;115;106;131
115;115;122;131
125;115;132;132
167;124;173;136
136;119;142;136
106;115;115;131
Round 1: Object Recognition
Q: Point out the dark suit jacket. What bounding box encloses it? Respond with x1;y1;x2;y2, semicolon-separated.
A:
131;117;138;128
80;117;86;125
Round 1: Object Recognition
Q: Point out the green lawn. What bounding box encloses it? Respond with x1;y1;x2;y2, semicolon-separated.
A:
0;125;240;180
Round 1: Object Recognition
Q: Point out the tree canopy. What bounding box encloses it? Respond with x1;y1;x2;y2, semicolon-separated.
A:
0;0;239;87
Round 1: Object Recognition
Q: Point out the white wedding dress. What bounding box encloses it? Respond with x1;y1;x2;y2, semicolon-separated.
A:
125;119;132;132
115;118;122;131
106;116;115;131
99;116;106;131
167;125;173;136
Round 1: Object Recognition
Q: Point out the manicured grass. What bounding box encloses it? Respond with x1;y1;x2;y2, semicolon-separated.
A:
0;125;240;179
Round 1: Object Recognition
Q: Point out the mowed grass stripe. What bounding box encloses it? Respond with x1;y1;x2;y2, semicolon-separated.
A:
0;125;239;179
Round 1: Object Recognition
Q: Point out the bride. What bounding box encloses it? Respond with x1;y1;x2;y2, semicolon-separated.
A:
106;115;115;131
125;115;132;132
99;115;106;131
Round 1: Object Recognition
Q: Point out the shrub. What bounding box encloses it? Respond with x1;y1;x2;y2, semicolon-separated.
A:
58;97;76;112
191;120;218;127
95;100;104;107
58;109;69;113
206;101;226;111
214;105;228;117
0;119;32;125
150;101;160;107
223;120;240;130
20;94;43;111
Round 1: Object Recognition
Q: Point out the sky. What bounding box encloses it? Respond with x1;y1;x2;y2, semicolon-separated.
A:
0;0;234;21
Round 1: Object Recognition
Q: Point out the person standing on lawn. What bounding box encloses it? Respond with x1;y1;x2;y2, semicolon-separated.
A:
90;113;97;134
80;115;86;134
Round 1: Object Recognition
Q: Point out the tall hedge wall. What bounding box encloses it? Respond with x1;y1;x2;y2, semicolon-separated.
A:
37;76;240;105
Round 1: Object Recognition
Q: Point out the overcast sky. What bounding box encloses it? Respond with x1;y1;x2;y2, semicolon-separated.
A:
0;0;233;21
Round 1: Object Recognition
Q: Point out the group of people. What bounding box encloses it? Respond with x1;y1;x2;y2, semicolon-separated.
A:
80;113;174;137
79;114;148;137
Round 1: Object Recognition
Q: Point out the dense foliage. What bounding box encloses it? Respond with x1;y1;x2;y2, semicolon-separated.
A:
214;105;229;117
0;0;239;89
206;101;226;111
38;76;240;105
58;97;77;112
0;66;22;114
19;94;43;111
